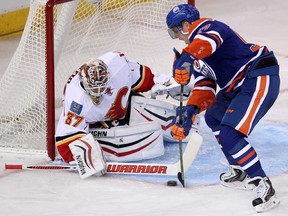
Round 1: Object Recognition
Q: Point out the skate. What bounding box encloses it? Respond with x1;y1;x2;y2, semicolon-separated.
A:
247;176;280;213
220;165;254;190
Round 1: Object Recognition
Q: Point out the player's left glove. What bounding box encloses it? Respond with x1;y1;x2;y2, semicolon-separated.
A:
171;105;199;140
173;48;195;85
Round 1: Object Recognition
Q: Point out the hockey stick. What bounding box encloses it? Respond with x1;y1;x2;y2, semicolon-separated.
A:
177;84;185;187
5;132;202;176
5;164;78;170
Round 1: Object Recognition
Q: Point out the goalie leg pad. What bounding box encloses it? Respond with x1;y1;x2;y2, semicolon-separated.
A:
129;95;196;142
90;121;164;162
69;134;107;179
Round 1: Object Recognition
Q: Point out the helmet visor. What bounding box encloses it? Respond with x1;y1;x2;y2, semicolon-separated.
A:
167;26;182;39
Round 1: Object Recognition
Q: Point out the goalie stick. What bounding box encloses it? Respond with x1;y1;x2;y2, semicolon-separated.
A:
5;132;202;176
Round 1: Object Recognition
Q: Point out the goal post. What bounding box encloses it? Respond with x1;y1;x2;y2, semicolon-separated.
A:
45;0;79;160
0;0;195;160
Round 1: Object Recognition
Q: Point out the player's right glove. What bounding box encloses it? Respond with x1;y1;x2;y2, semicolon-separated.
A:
173;48;195;85
171;105;199;140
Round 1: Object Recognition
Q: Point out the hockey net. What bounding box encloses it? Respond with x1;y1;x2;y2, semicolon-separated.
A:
0;0;193;160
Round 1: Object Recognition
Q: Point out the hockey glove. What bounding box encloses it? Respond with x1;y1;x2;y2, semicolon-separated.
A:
171;105;199;140
151;74;193;100
173;48;195;85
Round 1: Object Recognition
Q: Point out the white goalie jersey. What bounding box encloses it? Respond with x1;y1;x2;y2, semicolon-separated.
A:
57;52;147;128
55;51;158;163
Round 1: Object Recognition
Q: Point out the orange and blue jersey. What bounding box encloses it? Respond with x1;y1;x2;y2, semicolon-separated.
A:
184;18;270;111
183;18;280;178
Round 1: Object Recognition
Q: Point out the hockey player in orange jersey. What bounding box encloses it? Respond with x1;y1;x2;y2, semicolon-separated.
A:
166;4;280;213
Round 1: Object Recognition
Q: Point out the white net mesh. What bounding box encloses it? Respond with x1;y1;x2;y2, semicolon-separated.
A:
0;0;188;156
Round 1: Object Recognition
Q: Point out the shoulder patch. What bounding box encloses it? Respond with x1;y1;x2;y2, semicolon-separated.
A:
70;101;83;115
198;24;211;33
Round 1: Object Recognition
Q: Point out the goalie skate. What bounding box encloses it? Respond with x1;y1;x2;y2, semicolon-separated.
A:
248;176;280;213
220;165;254;190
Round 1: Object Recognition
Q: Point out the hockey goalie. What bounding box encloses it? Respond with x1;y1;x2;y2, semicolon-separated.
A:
55;51;193;179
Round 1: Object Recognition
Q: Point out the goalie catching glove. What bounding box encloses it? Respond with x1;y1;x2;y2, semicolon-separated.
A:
171;105;199;140
151;73;193;101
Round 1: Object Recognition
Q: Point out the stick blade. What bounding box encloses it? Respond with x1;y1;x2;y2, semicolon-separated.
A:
177;171;185;187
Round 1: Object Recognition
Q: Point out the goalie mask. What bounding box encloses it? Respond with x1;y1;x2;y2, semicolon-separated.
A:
80;59;109;105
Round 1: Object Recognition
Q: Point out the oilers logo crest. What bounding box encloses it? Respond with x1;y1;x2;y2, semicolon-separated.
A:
193;59;217;81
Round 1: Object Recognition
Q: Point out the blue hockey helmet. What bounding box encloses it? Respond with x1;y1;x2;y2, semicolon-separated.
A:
166;4;200;29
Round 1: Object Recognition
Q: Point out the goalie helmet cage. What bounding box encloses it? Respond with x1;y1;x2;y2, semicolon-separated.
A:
0;0;195;160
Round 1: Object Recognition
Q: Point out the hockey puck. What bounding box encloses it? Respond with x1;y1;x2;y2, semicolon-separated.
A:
167;180;177;186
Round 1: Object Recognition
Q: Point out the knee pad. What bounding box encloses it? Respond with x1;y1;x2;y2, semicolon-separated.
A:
219;125;247;153
204;108;221;132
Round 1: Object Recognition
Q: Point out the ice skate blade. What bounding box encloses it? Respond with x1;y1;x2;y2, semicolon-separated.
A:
255;196;280;213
